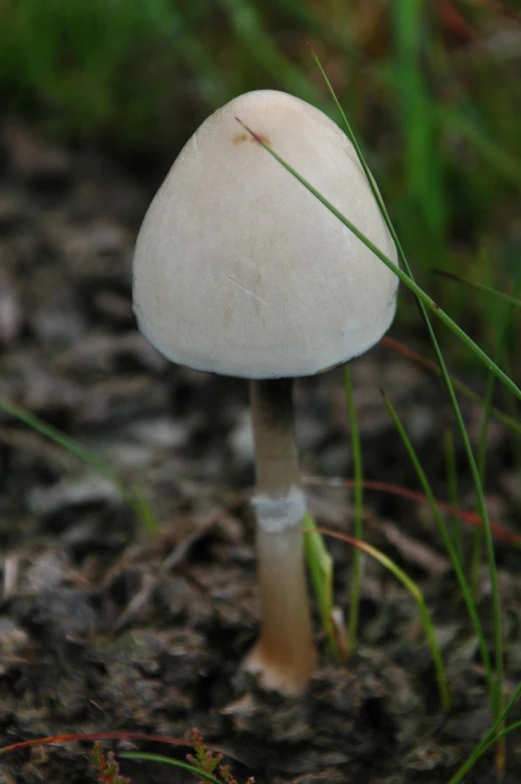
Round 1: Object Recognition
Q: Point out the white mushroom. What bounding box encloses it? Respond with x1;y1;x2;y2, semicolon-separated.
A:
133;89;399;695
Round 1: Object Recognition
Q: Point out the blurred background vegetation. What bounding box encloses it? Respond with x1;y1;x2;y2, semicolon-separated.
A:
1;0;520;365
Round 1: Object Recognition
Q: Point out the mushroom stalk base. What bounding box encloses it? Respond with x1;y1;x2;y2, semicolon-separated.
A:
244;379;316;695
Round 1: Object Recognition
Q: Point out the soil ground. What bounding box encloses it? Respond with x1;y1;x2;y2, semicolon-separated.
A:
1;122;521;783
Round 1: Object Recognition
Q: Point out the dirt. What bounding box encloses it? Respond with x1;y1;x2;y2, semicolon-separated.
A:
1;120;521;784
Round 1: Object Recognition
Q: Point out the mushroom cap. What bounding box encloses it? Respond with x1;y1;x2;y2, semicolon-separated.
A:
133;90;399;378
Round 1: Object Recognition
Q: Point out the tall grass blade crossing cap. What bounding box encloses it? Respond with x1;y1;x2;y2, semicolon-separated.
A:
132;90;399;378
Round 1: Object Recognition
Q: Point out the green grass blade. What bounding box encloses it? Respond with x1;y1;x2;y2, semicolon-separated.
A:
471;270;521;591
435;270;521;310
448;680;521;784
504;354;521;521
318;526;450;711
119;752;222;783
391;0;446;242
303;512;339;658
344;365;364;658
443;427;462;561
383;337;521;438
131;484;160;535
436;103;521;189
376;67;521;189
0;395;158;533
382;391;493;697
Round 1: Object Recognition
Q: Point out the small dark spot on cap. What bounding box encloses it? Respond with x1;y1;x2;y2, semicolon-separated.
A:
232;132;271;145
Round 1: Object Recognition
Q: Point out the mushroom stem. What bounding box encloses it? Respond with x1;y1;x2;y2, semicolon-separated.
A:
244;379;316;695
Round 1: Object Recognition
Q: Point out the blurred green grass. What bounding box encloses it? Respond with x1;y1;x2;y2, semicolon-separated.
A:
1;0;520;369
